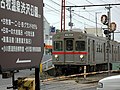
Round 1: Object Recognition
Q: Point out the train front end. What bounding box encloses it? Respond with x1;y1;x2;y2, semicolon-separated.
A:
52;31;88;75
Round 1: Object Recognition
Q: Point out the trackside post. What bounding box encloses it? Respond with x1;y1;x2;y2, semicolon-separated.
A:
84;66;87;79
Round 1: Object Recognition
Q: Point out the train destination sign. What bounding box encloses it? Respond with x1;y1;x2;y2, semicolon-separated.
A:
0;0;44;72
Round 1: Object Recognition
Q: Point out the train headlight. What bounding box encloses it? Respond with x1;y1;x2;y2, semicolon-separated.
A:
55;55;59;61
80;55;84;59
55;55;58;58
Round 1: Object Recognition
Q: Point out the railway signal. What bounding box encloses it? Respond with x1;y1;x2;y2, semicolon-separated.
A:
104;30;111;35
101;6;111;76
110;22;117;32
101;16;117;35
101;15;108;25
101;5;117;76
102;22;117;35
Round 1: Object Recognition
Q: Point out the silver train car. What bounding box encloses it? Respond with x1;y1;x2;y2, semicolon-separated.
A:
52;31;120;75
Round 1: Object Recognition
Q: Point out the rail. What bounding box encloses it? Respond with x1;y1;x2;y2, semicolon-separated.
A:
41;70;120;82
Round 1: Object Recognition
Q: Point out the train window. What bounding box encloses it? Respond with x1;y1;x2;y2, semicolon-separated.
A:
66;40;73;51
54;41;63;51
75;41;85;51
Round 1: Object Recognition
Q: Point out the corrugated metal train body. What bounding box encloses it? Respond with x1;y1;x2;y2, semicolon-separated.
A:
52;31;120;75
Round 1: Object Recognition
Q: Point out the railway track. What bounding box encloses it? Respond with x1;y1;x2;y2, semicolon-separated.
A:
41;70;120;83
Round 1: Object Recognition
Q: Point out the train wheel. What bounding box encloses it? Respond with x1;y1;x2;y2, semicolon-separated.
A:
54;67;62;76
78;67;83;73
90;66;95;72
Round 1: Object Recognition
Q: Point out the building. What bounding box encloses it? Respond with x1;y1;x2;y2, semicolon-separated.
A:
84;28;104;37
44;17;55;55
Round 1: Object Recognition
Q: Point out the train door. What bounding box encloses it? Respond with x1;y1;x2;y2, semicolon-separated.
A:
112;45;114;62
118;46;119;61
88;39;95;64
64;39;74;63
92;40;95;62
104;43;106;61
88;39;90;63
90;40;95;64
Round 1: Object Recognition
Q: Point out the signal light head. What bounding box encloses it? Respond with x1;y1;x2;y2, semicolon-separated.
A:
104;30;111;35
101;15;108;25
110;22;116;32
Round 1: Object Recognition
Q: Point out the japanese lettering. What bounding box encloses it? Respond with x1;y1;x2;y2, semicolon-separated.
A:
0;0;41;18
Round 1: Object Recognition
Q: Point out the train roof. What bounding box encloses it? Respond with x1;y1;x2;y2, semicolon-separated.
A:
53;31;120;44
54;31;106;40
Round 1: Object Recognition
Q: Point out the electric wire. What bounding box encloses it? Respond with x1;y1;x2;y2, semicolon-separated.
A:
44;0;120;30
45;0;97;28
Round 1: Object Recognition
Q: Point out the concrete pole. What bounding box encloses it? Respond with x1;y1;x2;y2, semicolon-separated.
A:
106;5;111;76
95;12;101;36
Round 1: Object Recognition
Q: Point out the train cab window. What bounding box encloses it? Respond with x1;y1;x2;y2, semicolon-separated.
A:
66;40;73;51
54;41;63;51
75;41;85;51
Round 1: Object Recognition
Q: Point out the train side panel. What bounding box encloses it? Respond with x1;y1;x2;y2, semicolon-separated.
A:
52;31;120;74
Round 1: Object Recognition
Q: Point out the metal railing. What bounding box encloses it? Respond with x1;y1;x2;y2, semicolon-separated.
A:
42;59;54;71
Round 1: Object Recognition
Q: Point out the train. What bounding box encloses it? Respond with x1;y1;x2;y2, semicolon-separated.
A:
52;31;120;75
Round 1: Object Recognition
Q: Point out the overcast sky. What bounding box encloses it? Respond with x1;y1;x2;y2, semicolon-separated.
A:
43;0;120;41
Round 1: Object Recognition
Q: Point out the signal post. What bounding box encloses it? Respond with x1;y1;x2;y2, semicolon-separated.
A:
101;6;117;75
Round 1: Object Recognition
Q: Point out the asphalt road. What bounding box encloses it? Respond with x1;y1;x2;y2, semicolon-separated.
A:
0;69;35;90
0;55;52;90
41;80;97;90
0;69;97;90
81;86;96;90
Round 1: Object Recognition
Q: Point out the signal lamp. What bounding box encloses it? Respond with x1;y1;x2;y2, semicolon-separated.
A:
110;22;116;32
104;30;111;35
101;15;108;25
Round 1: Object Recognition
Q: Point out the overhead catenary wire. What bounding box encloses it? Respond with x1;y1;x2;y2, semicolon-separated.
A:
65;3;120;8
73;12;101;25
44;0;120;30
53;1;102;26
85;0;94;5
99;0;120;16
65;2;120;27
45;3;60;14
44;0;98;29
47;1;96;19
67;1;95;18
44;3;84;28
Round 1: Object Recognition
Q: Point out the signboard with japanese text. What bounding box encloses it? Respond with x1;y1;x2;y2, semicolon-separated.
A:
0;0;44;72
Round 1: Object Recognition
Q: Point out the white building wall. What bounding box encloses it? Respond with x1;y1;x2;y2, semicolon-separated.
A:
44;17;52;55
44;17;50;42
85;28;104;37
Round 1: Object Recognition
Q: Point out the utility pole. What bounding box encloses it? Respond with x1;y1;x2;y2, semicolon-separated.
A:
95;12;101;36
67;7;74;30
106;5;111;75
101;5;117;76
61;0;66;32
101;6;111;76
